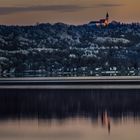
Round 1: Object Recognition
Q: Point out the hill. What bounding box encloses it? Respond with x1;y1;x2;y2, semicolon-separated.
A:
0;22;140;77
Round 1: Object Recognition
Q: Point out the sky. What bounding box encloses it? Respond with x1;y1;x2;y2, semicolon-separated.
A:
0;0;139;25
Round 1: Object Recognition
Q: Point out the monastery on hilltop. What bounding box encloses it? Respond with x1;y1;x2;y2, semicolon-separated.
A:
89;12;109;27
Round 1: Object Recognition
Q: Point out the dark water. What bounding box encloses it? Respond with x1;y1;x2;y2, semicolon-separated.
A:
0;89;140;140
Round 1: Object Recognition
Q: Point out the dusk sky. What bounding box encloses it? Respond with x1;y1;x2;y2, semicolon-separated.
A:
0;0;139;25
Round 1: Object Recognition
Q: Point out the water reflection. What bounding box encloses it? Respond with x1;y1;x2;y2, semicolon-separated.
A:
101;111;111;134
0;89;140;139
0;89;140;119
0;116;140;140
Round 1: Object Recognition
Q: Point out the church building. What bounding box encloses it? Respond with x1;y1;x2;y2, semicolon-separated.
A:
89;13;109;27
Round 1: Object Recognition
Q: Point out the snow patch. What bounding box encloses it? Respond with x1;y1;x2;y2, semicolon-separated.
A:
95;37;130;44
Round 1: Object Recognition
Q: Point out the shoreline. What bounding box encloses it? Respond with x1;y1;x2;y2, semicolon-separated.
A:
1;76;140;89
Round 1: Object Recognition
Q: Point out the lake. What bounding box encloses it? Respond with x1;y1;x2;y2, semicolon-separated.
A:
0;89;140;140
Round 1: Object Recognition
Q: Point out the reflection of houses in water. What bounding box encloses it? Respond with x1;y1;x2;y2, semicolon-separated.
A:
101;111;111;134
89;12;109;27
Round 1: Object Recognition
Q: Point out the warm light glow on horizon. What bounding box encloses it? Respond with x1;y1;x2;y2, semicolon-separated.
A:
0;0;139;25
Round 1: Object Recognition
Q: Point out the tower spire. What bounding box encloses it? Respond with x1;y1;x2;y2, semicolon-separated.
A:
104;12;109;26
106;12;109;20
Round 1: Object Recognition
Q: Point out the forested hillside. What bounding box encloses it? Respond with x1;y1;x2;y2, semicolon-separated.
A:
0;22;140;77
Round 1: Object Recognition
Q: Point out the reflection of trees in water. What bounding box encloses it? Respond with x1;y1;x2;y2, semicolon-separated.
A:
0;89;140;120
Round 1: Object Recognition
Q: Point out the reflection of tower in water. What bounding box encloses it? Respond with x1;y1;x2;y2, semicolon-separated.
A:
101;111;111;134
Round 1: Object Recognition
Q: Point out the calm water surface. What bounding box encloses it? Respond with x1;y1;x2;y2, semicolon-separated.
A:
0;89;140;140
0;117;140;140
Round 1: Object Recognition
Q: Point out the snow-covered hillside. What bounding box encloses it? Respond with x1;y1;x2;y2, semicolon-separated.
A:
0;22;140;76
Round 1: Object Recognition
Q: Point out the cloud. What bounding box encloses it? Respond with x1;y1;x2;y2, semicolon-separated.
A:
0;3;124;15
0;5;87;15
96;3;124;8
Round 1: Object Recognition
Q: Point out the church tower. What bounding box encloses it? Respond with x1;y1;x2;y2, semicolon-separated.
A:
106;12;109;22
105;12;109;26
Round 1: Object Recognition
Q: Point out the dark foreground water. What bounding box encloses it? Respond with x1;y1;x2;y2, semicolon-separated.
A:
0;89;140;140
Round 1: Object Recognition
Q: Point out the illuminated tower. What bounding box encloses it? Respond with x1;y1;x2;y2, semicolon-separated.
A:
105;12;109;26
